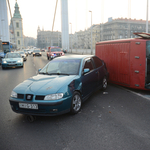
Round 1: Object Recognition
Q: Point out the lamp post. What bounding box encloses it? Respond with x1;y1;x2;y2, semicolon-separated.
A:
146;0;149;33
70;23;72;53
89;10;93;55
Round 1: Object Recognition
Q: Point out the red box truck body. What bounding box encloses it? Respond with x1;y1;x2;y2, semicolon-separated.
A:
95;33;150;90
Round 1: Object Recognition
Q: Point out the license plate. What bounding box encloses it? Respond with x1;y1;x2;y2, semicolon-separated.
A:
19;103;38;109
8;64;15;65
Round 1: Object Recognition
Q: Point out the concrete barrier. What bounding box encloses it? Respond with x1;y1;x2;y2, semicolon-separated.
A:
68;49;95;55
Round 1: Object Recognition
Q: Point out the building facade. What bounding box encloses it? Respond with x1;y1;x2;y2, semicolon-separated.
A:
37;26;62;49
69;18;150;50
24;36;36;48
9;1;24;49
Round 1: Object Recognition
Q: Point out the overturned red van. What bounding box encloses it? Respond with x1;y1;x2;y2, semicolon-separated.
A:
96;33;150;90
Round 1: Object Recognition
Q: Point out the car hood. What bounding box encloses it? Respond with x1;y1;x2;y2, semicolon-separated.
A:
14;74;78;95
51;52;62;54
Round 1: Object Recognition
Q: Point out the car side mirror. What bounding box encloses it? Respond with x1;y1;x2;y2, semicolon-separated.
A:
83;68;90;75
38;68;41;73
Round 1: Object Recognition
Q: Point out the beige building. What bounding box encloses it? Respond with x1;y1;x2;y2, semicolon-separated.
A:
37;27;61;49
69;18;150;50
10;1;24;49
24;36;36;48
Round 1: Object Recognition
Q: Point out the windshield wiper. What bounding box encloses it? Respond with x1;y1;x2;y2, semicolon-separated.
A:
39;72;48;75
47;73;70;76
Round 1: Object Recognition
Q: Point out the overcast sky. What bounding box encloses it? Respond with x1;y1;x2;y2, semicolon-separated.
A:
8;0;148;38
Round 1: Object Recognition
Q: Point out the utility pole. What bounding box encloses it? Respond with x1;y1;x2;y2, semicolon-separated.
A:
70;23;72;53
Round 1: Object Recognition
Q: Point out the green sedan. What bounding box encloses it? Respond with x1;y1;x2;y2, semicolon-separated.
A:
2;52;24;69
9;55;109;116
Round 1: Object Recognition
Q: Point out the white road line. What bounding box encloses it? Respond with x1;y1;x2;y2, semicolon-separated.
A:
116;85;150;101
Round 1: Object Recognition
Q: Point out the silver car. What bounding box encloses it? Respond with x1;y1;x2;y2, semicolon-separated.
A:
19;51;27;61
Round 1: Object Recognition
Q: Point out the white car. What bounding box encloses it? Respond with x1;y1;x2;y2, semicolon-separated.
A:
26;50;31;55
19;51;27;61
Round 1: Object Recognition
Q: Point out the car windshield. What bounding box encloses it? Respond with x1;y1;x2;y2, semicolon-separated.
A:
5;53;21;58
51;48;61;52
34;50;40;52
39;59;81;75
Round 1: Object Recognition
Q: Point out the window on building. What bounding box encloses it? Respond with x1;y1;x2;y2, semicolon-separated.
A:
16;22;19;28
18;40;20;45
17;32;20;37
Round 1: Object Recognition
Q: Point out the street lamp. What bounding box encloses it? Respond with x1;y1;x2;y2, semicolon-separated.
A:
70;23;72;53
146;0;149;33
89;10;93;55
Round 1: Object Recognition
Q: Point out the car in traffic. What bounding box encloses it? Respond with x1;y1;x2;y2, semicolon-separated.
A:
23;49;28;56
18;51;27;61
9;55;108;116
0;52;4;65
47;47;64;60
62;49;67;53
1;52;24;69
41;49;45;52
27;49;32;55
33;49;42;57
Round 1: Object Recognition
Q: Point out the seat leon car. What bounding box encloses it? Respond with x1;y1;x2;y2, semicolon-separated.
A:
2;52;24;69
9;55;109;116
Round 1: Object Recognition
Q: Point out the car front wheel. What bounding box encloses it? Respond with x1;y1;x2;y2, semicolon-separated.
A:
102;77;107;90
70;91;82;114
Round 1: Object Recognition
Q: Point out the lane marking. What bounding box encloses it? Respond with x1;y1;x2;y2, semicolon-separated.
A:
115;85;150;101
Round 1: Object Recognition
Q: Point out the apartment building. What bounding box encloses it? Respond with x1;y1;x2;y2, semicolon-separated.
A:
69;18;150;50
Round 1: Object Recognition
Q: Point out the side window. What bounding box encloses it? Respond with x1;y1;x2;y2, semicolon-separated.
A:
93;56;103;68
83;59;94;71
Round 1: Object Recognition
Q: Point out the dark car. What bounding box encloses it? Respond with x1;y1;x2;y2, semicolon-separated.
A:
62;49;67;53
41;49;45;52
9;55;108;116
33;49;42;57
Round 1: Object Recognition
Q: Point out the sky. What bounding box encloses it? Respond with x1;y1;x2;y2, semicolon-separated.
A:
8;0;149;38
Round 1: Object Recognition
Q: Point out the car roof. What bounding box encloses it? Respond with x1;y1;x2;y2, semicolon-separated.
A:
54;55;94;60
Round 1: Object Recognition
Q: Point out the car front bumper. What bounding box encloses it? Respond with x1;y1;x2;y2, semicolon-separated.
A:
2;62;23;68
9;95;72;116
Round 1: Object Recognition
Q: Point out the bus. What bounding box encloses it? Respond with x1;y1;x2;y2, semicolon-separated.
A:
2;41;10;53
95;32;150;91
0;40;11;64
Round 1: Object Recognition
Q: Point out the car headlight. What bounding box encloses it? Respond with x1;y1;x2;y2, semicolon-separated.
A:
40;52;41;54
3;60;7;63
17;60;21;63
11;91;17;98
44;93;63;100
33;53;35;54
